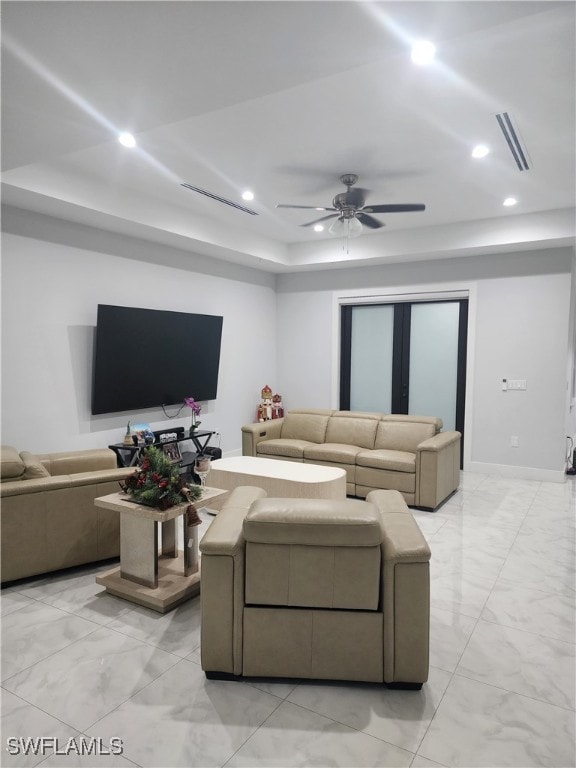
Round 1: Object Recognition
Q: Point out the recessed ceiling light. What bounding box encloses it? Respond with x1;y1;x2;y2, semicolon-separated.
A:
503;197;518;207
411;40;436;65
313;224;324;232
471;144;490;159
241;190;254;202
118;132;136;148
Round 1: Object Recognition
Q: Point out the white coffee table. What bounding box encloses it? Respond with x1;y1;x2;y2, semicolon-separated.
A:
208;456;346;501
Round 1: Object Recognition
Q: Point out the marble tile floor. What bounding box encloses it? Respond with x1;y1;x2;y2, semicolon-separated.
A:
1;474;574;768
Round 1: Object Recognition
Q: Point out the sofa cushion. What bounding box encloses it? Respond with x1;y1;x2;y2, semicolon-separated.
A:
374;421;436;453
257;439;312;459
281;413;329;443
356;449;416;474
20;451;51;480
303;443;362;464
325;416;378;449
0;446;25;481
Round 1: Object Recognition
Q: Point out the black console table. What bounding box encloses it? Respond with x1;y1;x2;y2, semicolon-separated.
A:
109;431;216;469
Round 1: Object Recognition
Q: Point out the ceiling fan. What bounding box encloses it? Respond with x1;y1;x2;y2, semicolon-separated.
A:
276;173;425;234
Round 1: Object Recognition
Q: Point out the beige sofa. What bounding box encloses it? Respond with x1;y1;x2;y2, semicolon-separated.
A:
242;409;461;510
200;486;431;687
0;445;133;583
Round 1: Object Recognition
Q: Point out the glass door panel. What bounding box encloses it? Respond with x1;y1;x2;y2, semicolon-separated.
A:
408;302;459;431
350;305;394;412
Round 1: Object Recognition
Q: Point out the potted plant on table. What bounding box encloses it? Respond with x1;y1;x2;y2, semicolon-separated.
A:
120;446;202;514
184;396;201;436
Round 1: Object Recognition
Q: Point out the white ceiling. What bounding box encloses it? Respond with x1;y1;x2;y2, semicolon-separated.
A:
2;1;575;273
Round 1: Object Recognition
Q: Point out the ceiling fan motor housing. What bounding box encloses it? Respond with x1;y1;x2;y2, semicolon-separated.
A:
333;187;366;211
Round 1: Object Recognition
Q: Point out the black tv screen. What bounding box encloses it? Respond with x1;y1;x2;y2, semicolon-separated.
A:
92;304;223;415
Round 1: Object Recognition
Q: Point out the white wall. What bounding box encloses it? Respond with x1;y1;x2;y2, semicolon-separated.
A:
274;291;335;411
276;248;573;480
471;273;570;472
2;208;573;480
1;211;277;455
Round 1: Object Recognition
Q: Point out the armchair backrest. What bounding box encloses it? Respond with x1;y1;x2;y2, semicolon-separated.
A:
243;498;383;610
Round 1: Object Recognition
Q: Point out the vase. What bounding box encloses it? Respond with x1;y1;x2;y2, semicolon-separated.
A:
194;456;211;487
189;412;201;437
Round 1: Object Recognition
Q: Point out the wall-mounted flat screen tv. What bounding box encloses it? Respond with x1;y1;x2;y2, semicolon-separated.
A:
92;304;223;415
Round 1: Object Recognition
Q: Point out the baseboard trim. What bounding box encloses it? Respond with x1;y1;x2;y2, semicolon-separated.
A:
222;448;242;458
464;461;566;484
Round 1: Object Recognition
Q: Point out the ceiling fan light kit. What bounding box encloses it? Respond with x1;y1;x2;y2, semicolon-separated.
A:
328;215;363;238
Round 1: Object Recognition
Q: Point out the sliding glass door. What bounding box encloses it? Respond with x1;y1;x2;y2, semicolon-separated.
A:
340;299;467;458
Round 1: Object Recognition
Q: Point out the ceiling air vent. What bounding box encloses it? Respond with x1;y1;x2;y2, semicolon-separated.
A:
181;183;258;215
495;112;530;171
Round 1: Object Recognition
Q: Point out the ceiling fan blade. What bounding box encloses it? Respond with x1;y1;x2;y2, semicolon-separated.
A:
301;213;339;228
364;204;426;214
276;204;336;211
356;212;385;229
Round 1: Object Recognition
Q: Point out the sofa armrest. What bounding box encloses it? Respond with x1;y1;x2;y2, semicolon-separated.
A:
241;419;284;456
380;510;430;684
200;486;266;675
380;512;431;564
417;431;461;452
200;486;267;555
366;489;411;516
416;431;461;509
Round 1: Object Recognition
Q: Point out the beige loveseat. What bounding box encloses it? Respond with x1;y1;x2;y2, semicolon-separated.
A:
242;409;461;510
200;486;431;687
0;446;133;583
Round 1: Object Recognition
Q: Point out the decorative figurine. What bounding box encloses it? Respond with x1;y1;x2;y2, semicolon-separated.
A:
123;421;133;446
272;393;284;419
257;385;282;421
261;385;273;420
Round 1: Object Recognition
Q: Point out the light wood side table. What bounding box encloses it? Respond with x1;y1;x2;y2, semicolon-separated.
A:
95;487;228;613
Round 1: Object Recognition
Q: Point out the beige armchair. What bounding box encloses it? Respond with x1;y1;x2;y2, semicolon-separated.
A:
200;486;431;688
